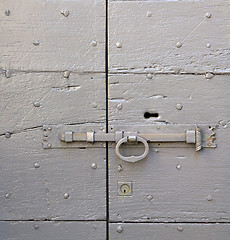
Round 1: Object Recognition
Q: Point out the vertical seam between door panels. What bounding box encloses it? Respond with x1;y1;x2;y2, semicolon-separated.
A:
105;0;109;239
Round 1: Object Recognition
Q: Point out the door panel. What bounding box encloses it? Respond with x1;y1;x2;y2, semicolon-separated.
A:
109;0;230;74
0;129;106;220
0;221;105;240
109;74;230;125
108;0;230;238
109;128;230;222
110;223;230;240
0;72;105;134
0;0;106;238
0;0;105;72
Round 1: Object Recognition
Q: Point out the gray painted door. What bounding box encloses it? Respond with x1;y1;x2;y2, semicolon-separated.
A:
108;0;230;239
1;0;230;239
0;0;106;239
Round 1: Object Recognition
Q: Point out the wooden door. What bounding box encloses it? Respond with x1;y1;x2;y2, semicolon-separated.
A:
108;0;230;239
0;0;106;239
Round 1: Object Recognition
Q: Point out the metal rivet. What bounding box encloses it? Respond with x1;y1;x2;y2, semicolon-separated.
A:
91;40;97;47
33;102;41;107
205;12;211;18
48;127;52;130
5;9;10;16
47;143;52;148
116;42;122;48
5;70;11;78
147;194;153;201
117;103;123;110
155;149;159;153
34;162;40;168
63;70;70;78
205;73;214;79
33;40;40;46
207;43;211;48
5;132;11;138
177;226;183;232
61;9;70;17
146;11;152;17
147;73;153;79
176;103;183;110
92;102;98;108
157;127;160;130
43;132;48;137
117;225;123;233
176;164;182;170
118;164;123;172
5;193;10;198
91;163;98;169
64;193;69;199
207;194;213;201
34;225;39;230
176;42;182;48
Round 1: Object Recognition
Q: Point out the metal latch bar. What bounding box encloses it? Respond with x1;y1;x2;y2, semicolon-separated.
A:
59;127;202;163
60;130;196;144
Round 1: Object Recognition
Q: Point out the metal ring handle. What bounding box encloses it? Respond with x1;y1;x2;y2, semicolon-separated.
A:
115;136;149;163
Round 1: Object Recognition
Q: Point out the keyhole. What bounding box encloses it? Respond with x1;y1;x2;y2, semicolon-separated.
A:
120;184;131;194
144;112;159;119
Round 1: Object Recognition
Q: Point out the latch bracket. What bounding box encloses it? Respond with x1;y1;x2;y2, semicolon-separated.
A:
43;125;216;163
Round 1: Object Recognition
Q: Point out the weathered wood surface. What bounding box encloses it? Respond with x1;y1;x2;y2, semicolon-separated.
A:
0;129;106;220
0;72;105;135
110;223;230;240
0;221;105;240
109;0;230;74
0;0;105;72
109;74;230;125
109;128;230;222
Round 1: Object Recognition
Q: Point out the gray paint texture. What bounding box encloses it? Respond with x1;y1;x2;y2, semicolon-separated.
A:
108;0;230;238
1;0;230;239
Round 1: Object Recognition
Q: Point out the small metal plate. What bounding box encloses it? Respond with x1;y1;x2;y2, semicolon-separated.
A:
118;182;133;196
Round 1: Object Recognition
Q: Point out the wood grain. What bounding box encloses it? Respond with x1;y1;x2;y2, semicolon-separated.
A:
109;0;230;74
0;221;105;240
0;0;105;71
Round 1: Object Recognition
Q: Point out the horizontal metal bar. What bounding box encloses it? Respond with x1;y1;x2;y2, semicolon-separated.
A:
60;131;194;143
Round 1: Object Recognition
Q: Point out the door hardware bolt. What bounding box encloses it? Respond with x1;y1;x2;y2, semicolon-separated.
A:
61;9;70;17
34;225;39;230
147;194;153;201
5;9;10;16
117;103;123;110
91;40;97;46
177;226;183;232
176;103;183;110
5;132;11;138
176;164;182;170
33;102;41;107
205;12;211;18
176;42;182;48
63;70;70;78
91;163;98;169
33;40;40;46
34;162;40;168
5;193;10;198
117;164;123;172
146;11;152;17
207;194;213;201
63;193;70;199
147;73;153;79
116;42;122;48
117;225;123;233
